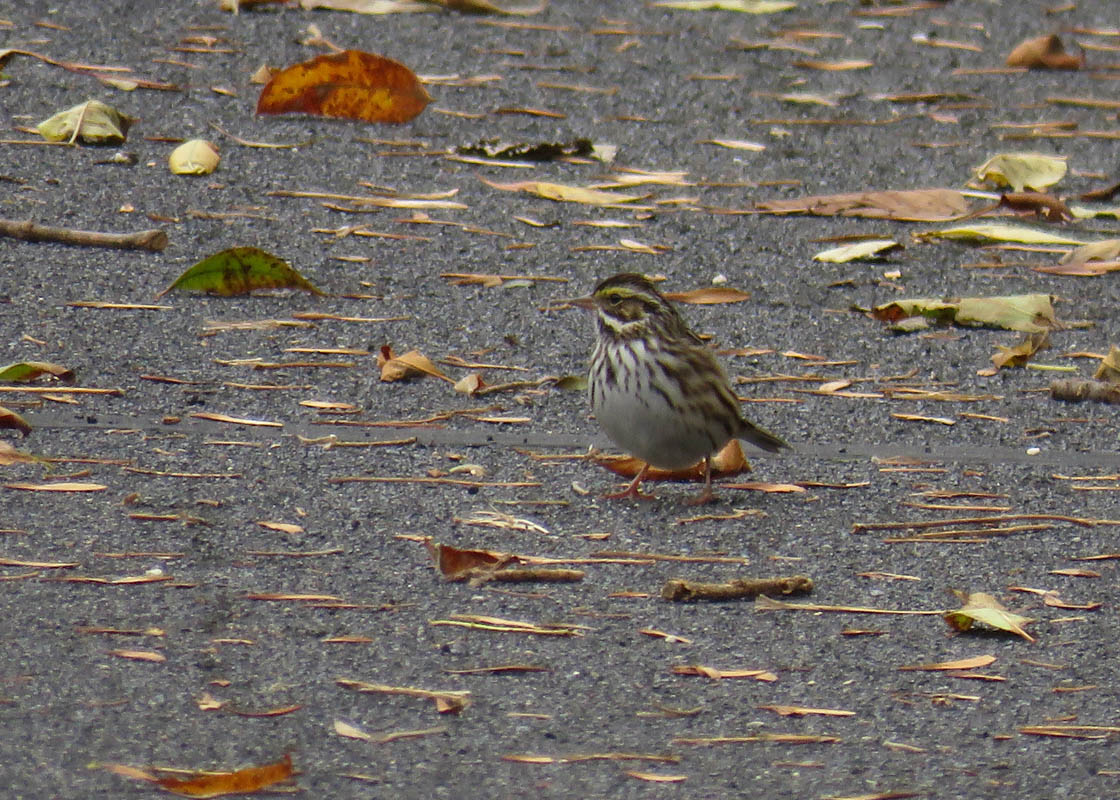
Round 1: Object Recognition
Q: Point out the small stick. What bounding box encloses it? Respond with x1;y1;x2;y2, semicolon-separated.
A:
1050;379;1120;405
467;567;585;587
0;218;168;251
661;575;813;602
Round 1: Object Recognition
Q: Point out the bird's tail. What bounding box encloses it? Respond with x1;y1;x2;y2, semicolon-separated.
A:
738;420;788;453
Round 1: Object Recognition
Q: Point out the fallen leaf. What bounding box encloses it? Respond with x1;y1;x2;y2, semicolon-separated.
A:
972;152;1067;193
424;539;519;580
795;59;874;71
0;441;39;465
153;754;294;797
755;188;969;222
944;591;1036;642
1060;238;1120;267
1006;34;1083;70
5;481;106;492
377;346;452;382
258;50;429;124
169;139;220;175
813;239;900;263
0;361;76;383
109;649;166;663
298;0;437;12
157;247;325;298
899;654;997;671
652;0;795;11
702;138;766;151
0;406;33;436
663;286;750;304
990;330;1050;371
37;99;133;144
871;294;1057;333
479;177;641;206
1093;345;1120;383
914;223;1085;246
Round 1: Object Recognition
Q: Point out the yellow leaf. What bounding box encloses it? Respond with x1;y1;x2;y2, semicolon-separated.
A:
972;152;1067;192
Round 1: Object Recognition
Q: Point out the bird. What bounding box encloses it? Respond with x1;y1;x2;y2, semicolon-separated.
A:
573;272;786;503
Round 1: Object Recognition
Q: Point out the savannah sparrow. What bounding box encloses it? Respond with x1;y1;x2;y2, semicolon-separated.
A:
575;273;786;503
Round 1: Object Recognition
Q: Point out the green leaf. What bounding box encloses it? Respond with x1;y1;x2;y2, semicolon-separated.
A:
0;362;75;384
944;591;1035;642
872;294;1058;333
157;247;325;299
36;99;133;144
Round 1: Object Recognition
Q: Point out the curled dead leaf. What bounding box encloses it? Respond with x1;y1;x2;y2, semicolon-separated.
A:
1006;34;1083;70
377;346;452;382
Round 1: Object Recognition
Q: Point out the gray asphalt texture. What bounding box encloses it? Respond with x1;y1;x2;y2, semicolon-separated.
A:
3;0;1120;797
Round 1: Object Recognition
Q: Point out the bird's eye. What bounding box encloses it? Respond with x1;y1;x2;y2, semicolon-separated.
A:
609;293;623;306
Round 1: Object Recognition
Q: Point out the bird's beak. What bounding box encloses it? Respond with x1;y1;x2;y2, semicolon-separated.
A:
563;295;596;311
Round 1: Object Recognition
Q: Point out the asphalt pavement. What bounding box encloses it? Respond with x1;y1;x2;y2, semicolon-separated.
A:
3;0;1120;797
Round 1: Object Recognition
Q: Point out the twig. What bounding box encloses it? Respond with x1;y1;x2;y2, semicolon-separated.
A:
662;575;813;602
0;218;168;251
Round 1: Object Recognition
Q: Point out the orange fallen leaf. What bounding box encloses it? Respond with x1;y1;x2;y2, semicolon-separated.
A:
257;50;430;124
423;539;520;580
664;286;750;305
155;754;294;797
1006;34;1083;70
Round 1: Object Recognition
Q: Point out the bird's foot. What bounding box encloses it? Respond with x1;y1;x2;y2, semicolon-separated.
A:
602;485;657;501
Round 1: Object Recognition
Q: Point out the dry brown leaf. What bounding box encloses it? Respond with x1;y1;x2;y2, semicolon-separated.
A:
671;665;778;681
755;188;969;222
0;405;32;436
1006;34;1083;70
377;346;452;382
0;441;38;465
423;539;519;580
336;678;471;713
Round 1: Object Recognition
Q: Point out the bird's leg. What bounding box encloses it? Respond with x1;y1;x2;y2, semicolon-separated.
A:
685;456;718;505
603;462;656;501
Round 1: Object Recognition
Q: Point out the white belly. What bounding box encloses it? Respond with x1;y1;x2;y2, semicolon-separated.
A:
589;339;731;469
